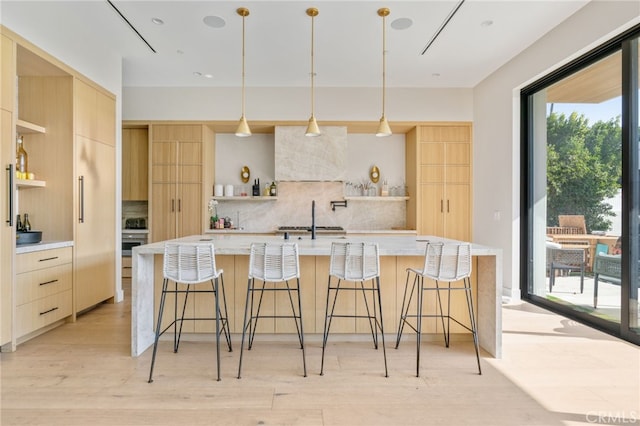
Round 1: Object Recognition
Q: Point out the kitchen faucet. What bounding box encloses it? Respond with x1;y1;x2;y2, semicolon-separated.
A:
311;200;316;240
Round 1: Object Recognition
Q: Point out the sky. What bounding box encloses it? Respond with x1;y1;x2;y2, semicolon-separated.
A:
547;96;622;125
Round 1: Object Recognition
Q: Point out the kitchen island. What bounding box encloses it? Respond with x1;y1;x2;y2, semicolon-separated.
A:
131;234;502;358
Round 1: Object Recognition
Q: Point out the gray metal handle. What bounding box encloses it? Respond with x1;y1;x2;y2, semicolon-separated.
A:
6;164;13;226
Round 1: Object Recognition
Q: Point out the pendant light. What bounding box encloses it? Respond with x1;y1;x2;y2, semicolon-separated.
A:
235;7;251;137
305;7;321;137
376;7;392;137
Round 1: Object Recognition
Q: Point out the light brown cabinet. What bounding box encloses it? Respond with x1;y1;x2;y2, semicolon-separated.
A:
407;124;472;241
122;127;149;201
74;79;115;313
150;124;204;242
1;33;15;348
15;247;73;339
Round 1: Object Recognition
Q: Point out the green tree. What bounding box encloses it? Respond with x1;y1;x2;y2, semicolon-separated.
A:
547;112;621;232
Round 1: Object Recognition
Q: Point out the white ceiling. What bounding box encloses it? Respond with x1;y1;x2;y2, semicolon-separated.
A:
2;0;590;89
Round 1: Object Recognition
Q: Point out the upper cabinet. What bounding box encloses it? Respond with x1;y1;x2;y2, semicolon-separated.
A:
75;79;115;145
122;127;149;201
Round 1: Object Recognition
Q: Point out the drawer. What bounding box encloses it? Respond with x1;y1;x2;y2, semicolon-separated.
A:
122;256;132;278
16;289;72;338
16;263;73;305
17;247;73;273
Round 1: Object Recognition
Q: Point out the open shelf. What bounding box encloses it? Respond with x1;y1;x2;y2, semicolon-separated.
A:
344;196;409;201
213;196;277;201
16;119;46;135
16;178;46;188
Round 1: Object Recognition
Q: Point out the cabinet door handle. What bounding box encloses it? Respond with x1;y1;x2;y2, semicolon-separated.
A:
39;256;59;262
440;199;443;213
447;200;450;213
178;199;181;212
78;176;85;223
39;279;59;286
5;164;13;226
171;199;175;212
40;306;59;316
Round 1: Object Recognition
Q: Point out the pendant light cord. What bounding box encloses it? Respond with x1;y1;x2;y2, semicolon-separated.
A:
382;11;386;118
241;12;246;117
310;11;315;118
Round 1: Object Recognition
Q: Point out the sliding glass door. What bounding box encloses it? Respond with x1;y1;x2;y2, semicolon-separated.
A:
522;26;640;344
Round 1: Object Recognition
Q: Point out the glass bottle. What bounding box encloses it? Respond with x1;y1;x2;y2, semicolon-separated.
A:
270;181;277;196
16;214;23;232
23;214;31;231
16;135;28;175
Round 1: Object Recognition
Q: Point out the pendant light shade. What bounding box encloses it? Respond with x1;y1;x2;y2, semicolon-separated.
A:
376;7;392;137
235;7;251;137
305;7;321;137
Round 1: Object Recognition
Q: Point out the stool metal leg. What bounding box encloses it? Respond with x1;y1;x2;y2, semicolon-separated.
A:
320;276;338;376
215;276;233;352
395;271;418;349
237;277;253;379
463;277;482;375
374;276;389;378
213;276;221;381
148;278;170;383
434;280;449;348
174;284;191;353
359;279;378;349
294;277;307;377
416;275;423;377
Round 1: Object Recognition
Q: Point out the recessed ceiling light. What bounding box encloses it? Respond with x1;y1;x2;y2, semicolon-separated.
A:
151;17;164;25
193;71;202;77
480;20;493;27
432;73;441;77
203;15;226;28
203;74;213;79
391;17;412;30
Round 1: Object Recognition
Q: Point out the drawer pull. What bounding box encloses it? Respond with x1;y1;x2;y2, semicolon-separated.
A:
39;279;59;286
40;306;59;316
39;256;59;262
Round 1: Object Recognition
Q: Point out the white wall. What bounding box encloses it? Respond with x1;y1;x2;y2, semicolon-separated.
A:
122;86;473;122
473;0;640;299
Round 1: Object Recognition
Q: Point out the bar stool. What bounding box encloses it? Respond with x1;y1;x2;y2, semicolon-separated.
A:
395;242;481;376
237;242;307;378
148;242;232;383
320;241;388;377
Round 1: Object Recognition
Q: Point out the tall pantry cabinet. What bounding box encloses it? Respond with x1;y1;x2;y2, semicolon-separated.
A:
0;27;116;350
74;79;116;313
1;34;16;348
406;123;472;241
150;124;211;243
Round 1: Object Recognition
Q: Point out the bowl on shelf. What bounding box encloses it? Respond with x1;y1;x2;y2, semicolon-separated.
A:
16;231;42;245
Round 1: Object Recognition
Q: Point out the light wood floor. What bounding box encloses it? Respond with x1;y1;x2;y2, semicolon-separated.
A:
1;290;639;426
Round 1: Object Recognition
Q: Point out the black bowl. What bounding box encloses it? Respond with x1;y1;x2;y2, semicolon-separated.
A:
16;231;43;245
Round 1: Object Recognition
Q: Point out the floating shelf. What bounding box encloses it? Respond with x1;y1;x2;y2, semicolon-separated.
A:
16;119;46;135
344;196;409;201
16;179;46;188
212;196;277;201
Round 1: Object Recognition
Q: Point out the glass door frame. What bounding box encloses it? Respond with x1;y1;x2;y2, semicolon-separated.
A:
520;24;640;345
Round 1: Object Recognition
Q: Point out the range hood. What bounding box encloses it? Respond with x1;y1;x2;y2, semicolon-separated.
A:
274;126;347;181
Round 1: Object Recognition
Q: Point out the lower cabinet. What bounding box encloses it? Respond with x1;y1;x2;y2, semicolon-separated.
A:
15;247;73;340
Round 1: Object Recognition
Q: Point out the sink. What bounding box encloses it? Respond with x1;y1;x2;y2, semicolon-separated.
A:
16;230;42;245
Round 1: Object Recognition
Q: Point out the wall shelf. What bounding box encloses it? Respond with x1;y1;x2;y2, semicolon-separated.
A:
16;179;46;188
212;196;277;201
344;196;409;201
16;119;46;135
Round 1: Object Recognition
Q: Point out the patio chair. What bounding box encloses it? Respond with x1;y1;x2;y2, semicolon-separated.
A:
547;246;586;293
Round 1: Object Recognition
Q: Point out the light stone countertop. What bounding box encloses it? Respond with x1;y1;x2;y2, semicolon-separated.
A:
16;240;74;254
134;234;500;257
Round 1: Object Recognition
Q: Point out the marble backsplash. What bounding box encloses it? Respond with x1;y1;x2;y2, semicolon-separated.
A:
212;181;407;232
